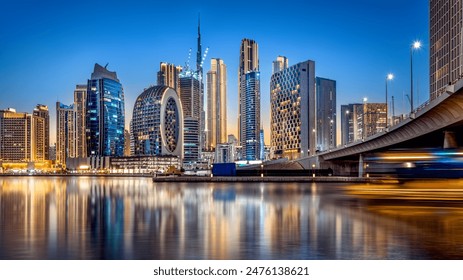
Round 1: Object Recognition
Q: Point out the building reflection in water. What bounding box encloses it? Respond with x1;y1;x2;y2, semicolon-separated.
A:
0;177;461;259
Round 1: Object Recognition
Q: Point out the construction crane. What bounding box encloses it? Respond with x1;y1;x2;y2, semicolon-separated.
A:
184;48;192;73
199;47;209;69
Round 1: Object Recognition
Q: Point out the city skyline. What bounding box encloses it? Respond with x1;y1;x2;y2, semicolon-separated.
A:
1;0;429;144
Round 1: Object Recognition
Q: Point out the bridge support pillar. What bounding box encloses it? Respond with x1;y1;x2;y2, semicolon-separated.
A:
358;154;364;177
444;131;458;149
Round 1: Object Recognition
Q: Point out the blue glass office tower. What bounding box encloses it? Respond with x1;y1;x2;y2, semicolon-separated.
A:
86;63;125;157
240;71;261;161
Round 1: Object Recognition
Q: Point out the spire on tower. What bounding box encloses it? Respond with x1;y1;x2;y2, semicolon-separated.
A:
196;13;202;73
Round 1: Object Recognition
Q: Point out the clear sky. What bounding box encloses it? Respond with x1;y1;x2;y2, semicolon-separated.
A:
0;0;429;145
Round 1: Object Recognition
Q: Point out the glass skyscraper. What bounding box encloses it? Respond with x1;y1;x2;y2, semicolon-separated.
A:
86;63;125;157
238;38;260;161
240;71;261;161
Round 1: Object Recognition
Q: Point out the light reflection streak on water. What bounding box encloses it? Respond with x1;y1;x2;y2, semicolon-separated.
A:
1;177;462;259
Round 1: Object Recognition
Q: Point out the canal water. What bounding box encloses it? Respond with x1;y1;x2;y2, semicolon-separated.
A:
1;176;462;259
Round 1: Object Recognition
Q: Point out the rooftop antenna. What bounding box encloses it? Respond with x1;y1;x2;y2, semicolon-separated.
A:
104;63;109;69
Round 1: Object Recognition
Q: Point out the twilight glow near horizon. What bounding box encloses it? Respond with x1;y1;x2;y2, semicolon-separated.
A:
0;0;428;144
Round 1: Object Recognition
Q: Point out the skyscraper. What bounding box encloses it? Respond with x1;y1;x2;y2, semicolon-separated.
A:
340;104;360;146
341;102;386;143
0;108;32;161
206;58;227;150
56;102;75;166
316;77;336;151
183;117;199;165
240;71;261;161
131;86;183;158
179;18;206;162
74;84;87;158
272;56;288;74
270;60;316;160
359;103;387;139
157;62;182;91
238;38;260;161
32;104;49;160
86;63;125;157
430;0;463;100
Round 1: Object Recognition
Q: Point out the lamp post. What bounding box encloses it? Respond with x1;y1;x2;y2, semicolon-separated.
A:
362;97;367;140
386;73;394;129
410;41;421;114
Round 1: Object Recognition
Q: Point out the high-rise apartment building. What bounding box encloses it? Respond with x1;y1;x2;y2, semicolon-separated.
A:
157;62;182;91
0;108;32;161
206;58;227;150
316;77;336;151
124;129;131;156
359;103;387;139
86;63;125;157
32;104;49;160
340;104;361;146
240;71;261;161
430;0;463;100
74;84;87;157
270;60;316;160
341;102;386;144
131;86;183;158
183;117;199;166
238;38;259;145
56;102;76;166
272;56;288;74
238;38;260;161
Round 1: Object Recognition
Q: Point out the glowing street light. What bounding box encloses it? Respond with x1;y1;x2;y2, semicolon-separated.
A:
386;73;394;128
410;40;421;114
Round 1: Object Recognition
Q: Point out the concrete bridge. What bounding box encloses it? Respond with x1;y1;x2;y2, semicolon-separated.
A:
298;78;463;176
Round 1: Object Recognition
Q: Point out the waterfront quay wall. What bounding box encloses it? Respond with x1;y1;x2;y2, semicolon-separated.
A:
153;176;382;183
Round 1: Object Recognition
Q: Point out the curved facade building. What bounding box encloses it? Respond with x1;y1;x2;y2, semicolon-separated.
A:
131;86;183;159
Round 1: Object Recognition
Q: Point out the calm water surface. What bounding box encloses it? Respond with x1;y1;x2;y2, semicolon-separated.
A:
1;176;462;259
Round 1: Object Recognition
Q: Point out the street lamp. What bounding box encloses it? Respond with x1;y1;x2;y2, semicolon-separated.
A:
386;73;394;129
410;40;421;114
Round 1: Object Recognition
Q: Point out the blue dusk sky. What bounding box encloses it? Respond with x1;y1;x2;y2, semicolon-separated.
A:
0;0;429;144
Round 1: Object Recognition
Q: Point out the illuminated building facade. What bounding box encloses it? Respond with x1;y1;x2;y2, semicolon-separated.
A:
316;77;336;151
0;108;32;161
32;104;49;160
358;103;387;139
340;103;386;145
131;86;183;159
74;84;87;157
430;0;463;100
206;58;227;150
270;60;316;160
110;155;181;174
86;63;125;157
56;102;76;166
